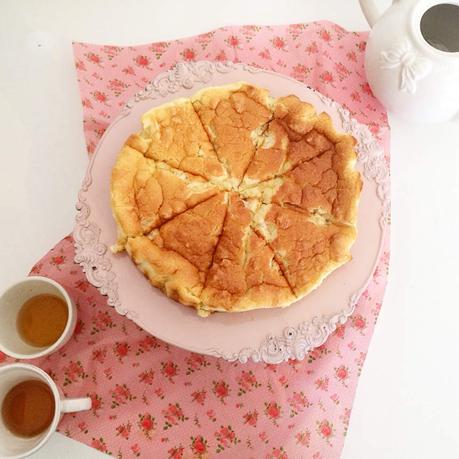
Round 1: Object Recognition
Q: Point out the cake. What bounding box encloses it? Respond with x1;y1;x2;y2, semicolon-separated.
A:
111;83;362;316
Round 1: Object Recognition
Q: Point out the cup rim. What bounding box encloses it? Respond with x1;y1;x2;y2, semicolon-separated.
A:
0;363;61;459
0;276;75;359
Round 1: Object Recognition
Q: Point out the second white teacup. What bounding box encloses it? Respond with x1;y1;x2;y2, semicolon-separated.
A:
0;363;91;458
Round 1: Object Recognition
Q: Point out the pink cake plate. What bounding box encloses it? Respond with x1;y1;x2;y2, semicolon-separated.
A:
74;61;389;364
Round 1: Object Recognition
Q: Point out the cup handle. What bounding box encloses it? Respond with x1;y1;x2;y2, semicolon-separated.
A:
61;397;92;413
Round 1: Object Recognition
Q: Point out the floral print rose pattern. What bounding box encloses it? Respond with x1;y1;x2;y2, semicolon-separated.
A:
74;23;388;154
0;22;390;458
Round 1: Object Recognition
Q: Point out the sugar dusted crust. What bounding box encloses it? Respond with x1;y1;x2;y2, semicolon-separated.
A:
110;83;362;315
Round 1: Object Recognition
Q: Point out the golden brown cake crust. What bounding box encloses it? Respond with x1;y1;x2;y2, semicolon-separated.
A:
201;194;295;313
252;204;356;298
141;99;227;182
191;83;273;184
126;236;204;307
111;137;220;247
110;83;362;314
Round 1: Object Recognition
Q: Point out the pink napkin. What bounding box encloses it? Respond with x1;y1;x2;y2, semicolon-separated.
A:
2;22;390;459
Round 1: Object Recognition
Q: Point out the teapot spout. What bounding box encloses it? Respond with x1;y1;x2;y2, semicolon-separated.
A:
359;0;396;27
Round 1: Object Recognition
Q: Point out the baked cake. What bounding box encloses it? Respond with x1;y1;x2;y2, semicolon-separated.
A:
111;83;362;316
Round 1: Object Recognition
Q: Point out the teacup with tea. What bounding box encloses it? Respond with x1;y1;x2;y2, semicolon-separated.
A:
0;276;77;359
0;363;91;458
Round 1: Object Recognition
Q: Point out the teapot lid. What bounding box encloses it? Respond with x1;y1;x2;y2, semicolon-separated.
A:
411;1;459;58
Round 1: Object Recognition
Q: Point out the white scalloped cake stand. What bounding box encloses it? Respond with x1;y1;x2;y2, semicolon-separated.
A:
74;61;389;364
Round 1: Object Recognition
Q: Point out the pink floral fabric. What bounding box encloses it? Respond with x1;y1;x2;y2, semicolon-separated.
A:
75;23;387;154
1;22;390;459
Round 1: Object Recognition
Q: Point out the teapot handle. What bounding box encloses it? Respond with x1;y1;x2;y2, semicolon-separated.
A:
359;0;395;27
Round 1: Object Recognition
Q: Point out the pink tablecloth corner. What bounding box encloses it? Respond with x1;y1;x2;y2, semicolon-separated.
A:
1;22;390;459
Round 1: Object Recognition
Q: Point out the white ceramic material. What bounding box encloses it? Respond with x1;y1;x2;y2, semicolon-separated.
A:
359;0;459;122
74;61;389;364
0;363;91;459
0;277;77;359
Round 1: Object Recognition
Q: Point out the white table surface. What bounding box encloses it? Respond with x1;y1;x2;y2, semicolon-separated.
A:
1;0;458;458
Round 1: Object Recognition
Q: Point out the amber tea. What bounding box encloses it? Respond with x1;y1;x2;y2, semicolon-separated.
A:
1;379;55;437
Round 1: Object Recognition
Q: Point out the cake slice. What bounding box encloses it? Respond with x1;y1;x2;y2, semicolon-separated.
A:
111;136;220;250
241;135;361;226
191;82;273;184
141;98;229;185
126;236;205;308
126;193;228;311
150;192;228;272
241;119;290;187
252;203;356;298
201;194;295;313
241;96;345;187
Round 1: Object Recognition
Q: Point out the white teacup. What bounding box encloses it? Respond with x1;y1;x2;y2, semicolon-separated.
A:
0;277;77;359
0;363;91;458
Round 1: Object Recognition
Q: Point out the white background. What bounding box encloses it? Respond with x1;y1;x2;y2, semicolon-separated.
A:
1;0;458;458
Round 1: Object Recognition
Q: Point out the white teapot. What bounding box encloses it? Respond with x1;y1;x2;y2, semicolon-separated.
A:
359;0;459;122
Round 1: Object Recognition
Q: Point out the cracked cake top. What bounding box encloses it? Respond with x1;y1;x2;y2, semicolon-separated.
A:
111;82;362;316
